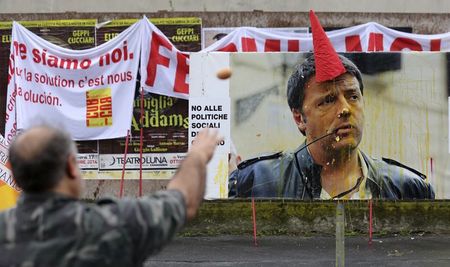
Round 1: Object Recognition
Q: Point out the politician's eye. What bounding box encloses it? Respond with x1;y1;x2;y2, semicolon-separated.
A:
349;94;360;101
318;95;335;107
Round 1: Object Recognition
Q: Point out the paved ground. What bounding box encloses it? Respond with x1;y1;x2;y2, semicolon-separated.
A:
145;234;450;266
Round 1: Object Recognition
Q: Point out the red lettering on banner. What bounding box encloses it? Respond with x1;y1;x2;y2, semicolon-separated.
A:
8;41;28;85
7;123;17;144
218;43;238;52
13;41;27;59
390;37;422;51
264;39;280;52
368;33;384;51
6;84;17;119
345;35;363;52
145;32;172;87
288;40;300;52
174;52;189;94
430;39;441;51
99;41;133;67
241;37;257;52
32;49;91;70
86;98;99;106
7;54;14;85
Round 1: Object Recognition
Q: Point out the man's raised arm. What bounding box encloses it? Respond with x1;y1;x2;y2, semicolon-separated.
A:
167;128;221;220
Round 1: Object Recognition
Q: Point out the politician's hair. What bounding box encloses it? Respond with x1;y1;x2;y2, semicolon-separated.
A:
9;126;77;193
287;54;364;111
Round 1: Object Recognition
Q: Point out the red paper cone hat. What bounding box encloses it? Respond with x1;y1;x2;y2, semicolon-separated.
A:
310;10;346;82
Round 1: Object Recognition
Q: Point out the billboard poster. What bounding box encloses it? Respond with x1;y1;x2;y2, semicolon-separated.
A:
150;17;201;52
191;52;450;199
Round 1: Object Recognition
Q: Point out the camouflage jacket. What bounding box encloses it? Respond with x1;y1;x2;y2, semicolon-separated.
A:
0;190;186;267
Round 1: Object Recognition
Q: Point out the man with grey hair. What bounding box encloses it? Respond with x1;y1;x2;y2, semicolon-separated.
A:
0;125;220;266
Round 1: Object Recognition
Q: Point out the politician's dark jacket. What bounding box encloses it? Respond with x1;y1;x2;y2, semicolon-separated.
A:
228;144;435;199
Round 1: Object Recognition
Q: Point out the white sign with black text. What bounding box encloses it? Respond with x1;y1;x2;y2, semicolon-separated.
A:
99;153;186;170
77;153;99;170
189;97;230;155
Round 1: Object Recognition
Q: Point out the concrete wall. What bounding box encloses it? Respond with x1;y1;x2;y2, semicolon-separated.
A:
1;1;450;34
183;200;450;236
2;0;450;14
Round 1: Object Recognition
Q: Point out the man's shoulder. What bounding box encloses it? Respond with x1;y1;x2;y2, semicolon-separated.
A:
233;150;299;178
237;151;293;170
367;155;426;181
236;151;285;170
229;150;297;198
380;157;427;180
363;153;434;199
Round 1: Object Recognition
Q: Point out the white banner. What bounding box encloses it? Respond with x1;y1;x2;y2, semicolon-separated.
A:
203;22;450;52
5;20;143;143
140;18;190;100
202;27;308;49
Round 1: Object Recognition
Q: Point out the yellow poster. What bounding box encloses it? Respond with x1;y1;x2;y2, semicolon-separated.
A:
0;181;19;211
86;88;113;127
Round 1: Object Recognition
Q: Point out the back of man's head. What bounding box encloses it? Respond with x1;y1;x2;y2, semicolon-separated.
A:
9;126;76;193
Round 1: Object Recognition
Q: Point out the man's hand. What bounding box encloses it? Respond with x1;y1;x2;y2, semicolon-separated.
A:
189;128;221;165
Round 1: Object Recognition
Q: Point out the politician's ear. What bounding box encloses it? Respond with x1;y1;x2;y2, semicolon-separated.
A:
292;108;306;135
